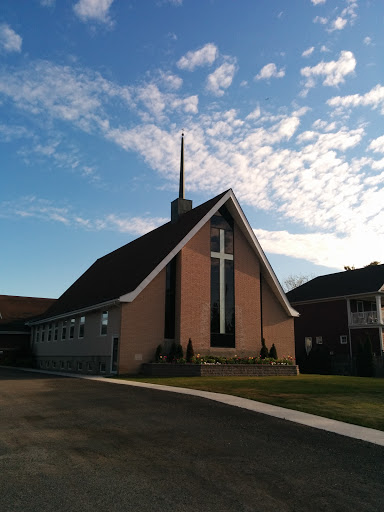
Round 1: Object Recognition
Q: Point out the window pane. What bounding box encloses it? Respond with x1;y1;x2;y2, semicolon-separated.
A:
211;227;220;252
225;230;233;254
225;260;235;334
210;258;220;334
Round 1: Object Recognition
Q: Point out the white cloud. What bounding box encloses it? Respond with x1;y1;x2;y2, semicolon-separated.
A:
254;63;285;81
73;0;114;24
0;23;22;53
40;0;55;6
301;51;356;91
368;136;384;154
254;228;383;271
327;84;384;115
302;47;315;58
313;16;328;24
159;71;183;90
311;0;326;5
206;60;237;96
363;36;373;46
177;43;218;71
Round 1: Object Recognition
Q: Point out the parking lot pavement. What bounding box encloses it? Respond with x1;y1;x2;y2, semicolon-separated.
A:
1;367;384;512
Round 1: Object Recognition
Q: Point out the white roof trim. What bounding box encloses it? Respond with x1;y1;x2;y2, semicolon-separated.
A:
27;299;120;325
120;190;298;318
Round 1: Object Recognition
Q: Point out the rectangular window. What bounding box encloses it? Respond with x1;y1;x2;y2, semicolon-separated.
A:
316;336;323;344
340;335;348;344
357;301;364;317
164;258;176;339
45;361;50;368
78;316;85;338
48;324;52;342
40;361;44;368
305;337;312;354
62;321;67;340
77;362;83;371
69;318;75;339
52;361;56;368
54;323;58;341
35;326;39;343
60;361;65;370
99;362;106;373
100;311;108;336
87;362;93;372
41;325;45;343
67;361;72;370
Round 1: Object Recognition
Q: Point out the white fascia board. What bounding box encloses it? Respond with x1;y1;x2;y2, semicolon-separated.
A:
291;290;384;306
27;299;120;326
120;189;298;318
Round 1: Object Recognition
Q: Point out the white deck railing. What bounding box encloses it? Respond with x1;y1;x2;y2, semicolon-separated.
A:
350;311;378;325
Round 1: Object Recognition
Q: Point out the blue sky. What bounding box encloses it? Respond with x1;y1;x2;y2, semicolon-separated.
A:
1;0;383;299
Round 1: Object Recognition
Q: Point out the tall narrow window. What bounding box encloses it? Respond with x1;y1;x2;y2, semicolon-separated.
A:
54;323;58;341
62;320;67;340
48;324;52;342
79;316;85;338
164;257;176;339
41;325;45;343
69;318;75;339
101;311;108;335
210;207;235;347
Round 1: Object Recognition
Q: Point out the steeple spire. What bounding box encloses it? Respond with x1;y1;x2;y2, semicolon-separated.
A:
179;132;184;199
171;131;192;222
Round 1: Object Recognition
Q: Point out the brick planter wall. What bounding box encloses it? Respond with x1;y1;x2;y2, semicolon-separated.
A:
141;363;299;377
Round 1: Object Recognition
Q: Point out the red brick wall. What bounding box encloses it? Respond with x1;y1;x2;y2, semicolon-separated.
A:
262;278;295;358
177;222;211;352
233;225;261;354
119;269;166;374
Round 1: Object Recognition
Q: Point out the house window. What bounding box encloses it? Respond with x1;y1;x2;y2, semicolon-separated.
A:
62;321;67;340
45;361;50;368
164;258;176;339
316;336;323;344
78;316;85;338
48;324;52;342
87;362;93;372
67;361;72;370
41;325;45;343
210;208;235;348
54;323;58;341
52;361;56;368
60;361;65;370
357;301;364;317
100;311;108;336
35;326;40;343
99;362;106;373
340;335;348;344
77;362;83;371
40;361;44;368
305;337;312;355
69;318;75;339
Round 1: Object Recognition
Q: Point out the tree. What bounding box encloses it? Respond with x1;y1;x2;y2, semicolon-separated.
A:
269;343;278;359
282;274;314;292
344;261;381;271
260;338;269;359
186;338;194;363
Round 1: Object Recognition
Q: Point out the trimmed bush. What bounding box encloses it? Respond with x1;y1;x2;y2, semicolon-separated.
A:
260;338;269;359
175;343;184;360
154;344;163;362
186;338;195;363
269;343;278;359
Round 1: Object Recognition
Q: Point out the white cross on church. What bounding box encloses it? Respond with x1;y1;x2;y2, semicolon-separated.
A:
211;229;233;334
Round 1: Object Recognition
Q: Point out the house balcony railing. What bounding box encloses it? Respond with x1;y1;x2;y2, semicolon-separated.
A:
350;311;378;325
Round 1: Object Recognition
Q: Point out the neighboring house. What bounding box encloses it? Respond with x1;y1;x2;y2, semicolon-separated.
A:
0;295;56;363
29;184;298;375
286;265;384;373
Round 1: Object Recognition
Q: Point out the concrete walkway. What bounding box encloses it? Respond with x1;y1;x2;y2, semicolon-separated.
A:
5;366;384;447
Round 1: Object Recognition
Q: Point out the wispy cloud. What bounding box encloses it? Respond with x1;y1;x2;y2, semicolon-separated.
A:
311;0;326;5
177;43;218;71
0;23;22;53
254;63;285;81
302;47;315;58
0;196;167;236
73;0;114;25
327;84;384;115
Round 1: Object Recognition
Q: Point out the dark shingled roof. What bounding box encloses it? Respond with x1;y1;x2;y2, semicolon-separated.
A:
286;264;384;303
38;191;229;320
0;295;56;331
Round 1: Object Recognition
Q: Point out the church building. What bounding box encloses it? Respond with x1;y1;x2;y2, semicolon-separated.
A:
30;136;298;374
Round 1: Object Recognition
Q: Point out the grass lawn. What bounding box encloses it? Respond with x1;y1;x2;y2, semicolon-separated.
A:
123;374;384;431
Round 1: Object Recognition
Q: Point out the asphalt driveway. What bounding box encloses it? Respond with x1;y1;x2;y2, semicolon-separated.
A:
1;367;383;512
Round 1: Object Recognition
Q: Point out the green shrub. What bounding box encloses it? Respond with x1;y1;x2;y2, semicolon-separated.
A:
260;338;269;359
175;343;184;360
269;343;278;359
186;338;194;363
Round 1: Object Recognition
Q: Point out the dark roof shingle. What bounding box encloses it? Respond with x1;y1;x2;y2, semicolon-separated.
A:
286;264;384;303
